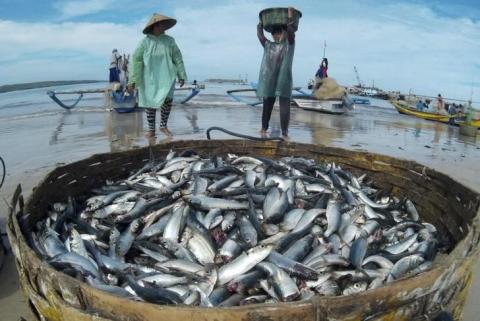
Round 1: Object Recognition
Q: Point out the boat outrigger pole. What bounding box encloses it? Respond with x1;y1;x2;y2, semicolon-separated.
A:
227;86;311;107
47;89;106;110
47;86;204;110
227;88;263;106
47;91;84;110
175;86;202;104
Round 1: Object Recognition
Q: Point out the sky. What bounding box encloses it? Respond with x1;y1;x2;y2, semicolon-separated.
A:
0;0;479;99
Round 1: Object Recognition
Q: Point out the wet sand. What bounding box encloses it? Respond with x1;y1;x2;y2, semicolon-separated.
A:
0;98;479;320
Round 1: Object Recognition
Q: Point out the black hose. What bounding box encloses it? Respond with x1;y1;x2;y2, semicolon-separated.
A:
0;156;5;189
206;126;284;141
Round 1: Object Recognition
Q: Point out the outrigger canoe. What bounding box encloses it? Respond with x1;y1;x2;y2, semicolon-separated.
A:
391;100;480;127
47;85;204;113
226;83;354;114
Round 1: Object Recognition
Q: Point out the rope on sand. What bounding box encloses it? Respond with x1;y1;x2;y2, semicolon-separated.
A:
0;156;5;189
206;126;284;141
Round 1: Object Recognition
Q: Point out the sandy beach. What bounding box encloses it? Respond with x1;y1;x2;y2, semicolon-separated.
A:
0;83;479;320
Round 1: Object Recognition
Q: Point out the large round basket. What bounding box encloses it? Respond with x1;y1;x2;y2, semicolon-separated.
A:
7;140;480;321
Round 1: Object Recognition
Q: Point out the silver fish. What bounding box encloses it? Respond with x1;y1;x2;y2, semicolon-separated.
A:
245;170;257;188
387;254;424;282
280;208;306;231
342;281;368;295
257;262;299;301
405;199;420;221
219;232;242;263
325;199;341;237
163;204;188;242
139;273;189;287
218;244;274;285
185;195;248;211
50;252;100;278
292;208;325;233
238;215;258;247
108;227;120;259
183;227;216;265
349;237;368;269
362;255;394;269
221;212;236;232
207;175;238;192
116;219;141;258
384;233;418;255
202;208;223;229
137;213;172;240
263;187;288;223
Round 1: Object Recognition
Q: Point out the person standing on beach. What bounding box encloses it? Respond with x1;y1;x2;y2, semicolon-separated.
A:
435;94;448;115
109;49;122;83
316;58;328;79
257;7;297;139
314;57;328;90
128;13;187;137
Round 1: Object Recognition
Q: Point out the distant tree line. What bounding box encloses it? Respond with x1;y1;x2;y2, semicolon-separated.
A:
0;80;103;94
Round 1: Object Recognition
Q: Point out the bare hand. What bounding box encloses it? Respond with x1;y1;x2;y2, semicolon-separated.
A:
288;7;294;18
179;79;185;87
127;83;135;92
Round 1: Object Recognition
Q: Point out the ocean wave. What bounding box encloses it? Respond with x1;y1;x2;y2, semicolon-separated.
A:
186;100;248;107
0;107;106;121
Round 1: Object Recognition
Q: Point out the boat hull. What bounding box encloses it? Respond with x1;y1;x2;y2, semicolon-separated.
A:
391;100;479;128
294;98;346;114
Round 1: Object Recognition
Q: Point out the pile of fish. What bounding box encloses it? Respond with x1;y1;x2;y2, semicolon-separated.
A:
29;150;441;306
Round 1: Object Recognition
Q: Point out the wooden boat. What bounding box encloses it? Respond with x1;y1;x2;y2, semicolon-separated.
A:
293;97;346;114
391;100;452;122
7;139;480;320
391;100;480;127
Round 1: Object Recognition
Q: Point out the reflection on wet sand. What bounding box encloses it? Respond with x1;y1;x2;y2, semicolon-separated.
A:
49;112;69;145
105;111;143;152
291;108;351;145
104;106;203;149
179;106;200;133
49;112;87;145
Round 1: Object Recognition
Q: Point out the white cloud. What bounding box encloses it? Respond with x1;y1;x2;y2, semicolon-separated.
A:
1;1;479;100
53;0;115;19
0;19;143;83
169;1;480;99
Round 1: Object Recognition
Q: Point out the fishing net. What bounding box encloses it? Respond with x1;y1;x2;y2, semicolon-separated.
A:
313;78;346;100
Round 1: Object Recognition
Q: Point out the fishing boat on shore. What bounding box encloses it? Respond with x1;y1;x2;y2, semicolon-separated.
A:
391;100;480;127
293;96;347;114
47;85;204;113
226;82;354;115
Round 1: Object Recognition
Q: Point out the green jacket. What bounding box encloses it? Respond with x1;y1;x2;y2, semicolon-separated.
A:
129;34;187;108
256;39;295;99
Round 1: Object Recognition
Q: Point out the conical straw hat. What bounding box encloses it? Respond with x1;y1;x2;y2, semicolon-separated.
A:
143;13;177;34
